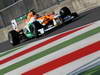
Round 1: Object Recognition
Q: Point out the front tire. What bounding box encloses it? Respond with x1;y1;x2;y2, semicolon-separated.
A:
33;21;43;38
8;30;20;46
72;12;78;18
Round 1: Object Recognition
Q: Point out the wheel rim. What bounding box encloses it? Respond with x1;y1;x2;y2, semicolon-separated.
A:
8;33;13;44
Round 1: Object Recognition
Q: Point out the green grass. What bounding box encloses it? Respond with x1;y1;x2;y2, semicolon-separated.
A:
79;66;100;75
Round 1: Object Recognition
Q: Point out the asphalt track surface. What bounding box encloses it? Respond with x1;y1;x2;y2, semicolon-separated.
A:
0;6;100;52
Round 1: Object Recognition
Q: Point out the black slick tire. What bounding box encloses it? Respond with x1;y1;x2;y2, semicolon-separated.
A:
60;7;71;16
8;30;20;46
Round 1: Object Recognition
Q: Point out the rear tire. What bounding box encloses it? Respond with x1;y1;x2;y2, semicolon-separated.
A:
60;7;71;16
8;30;20;46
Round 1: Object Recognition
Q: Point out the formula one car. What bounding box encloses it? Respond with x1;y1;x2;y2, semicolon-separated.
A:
8;7;78;46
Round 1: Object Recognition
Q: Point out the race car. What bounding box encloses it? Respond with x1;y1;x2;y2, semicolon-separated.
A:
8;7;78;46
